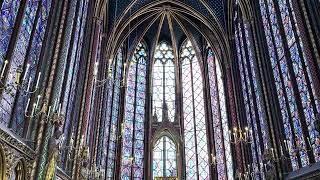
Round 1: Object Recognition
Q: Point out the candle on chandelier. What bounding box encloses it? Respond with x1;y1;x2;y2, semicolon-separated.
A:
53;99;57;112
80;135;85;146
47;105;51;117
280;144;284;156
123;63;127;75
284;140;289;150
25;98;30;113
0;60;8;78
35;95;41;110
270;148;275;158
58;103;61;116
31;103;36;117
22;63;30;81
307;137;312;148
35;72;41;89
94;61;99;76
26;77;31;92
108;58;112;70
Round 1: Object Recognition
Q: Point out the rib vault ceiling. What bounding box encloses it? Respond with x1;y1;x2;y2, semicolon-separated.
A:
96;0;231;69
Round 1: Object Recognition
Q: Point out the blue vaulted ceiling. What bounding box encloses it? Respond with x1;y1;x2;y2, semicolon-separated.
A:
108;0;226;33
106;0;228;60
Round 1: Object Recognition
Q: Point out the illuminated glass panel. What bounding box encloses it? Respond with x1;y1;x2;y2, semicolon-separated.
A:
0;0;39;125
0;0;21;68
181;40;209;179
235;24;263;174
121;42;147;180
207;49;233;179
152;136;177;178
105;48;123;179
11;0;53;136
259;0;320;168
152;42;175;122
278;0;320;161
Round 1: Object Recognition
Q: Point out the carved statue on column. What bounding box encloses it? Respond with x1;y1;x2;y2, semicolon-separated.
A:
79;146;90;179
45;114;65;180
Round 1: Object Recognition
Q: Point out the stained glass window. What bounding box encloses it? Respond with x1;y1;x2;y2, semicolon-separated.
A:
207;49;233;179
181;40;209;179
152;136;177;179
10;0;53;136
105;48;123;179
233;6;278;174
121;42;147;180
152;42;175;122
259;0;320;169
0;0;39;125
0;0;21;69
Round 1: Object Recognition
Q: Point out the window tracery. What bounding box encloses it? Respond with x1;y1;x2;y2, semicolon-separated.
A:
121;42;147;180
152;136;177;178
152;42;175;122
181;40;210;179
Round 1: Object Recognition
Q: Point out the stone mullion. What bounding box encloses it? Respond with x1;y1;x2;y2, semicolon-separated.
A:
144;52;151;180
146;48;154;179
251;0;290;175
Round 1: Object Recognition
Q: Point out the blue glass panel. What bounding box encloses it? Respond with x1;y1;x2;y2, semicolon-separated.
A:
0;0;21;69
0;0;38;125
181;40;209;179
11;0;53;136
121;42;147;179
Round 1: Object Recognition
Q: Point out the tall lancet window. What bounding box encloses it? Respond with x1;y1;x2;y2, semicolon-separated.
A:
152;42;175;122
105;48;123;179
152;136;177;178
181;40;209;179
259;0;320;169
0;0;52;134
121;42;148;179
207;49;233;179
234;6;271;175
